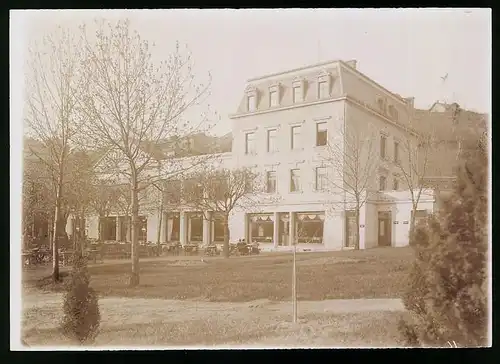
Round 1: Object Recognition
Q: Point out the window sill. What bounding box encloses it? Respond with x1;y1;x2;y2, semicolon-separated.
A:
314;145;327;150
289;191;303;194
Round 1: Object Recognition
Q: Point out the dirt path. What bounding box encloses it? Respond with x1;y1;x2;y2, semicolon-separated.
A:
22;291;404;345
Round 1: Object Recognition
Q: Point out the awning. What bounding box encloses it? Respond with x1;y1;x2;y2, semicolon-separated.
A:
297;213;325;221
250;214;274;222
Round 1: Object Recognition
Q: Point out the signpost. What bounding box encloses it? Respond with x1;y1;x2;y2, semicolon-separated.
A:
292;240;297;323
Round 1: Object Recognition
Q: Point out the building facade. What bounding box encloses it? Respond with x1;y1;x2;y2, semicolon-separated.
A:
82;60;442;251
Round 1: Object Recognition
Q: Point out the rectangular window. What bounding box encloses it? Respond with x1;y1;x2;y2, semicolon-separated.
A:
266;171;277;193
315;167;328;191
388;105;399;121
319;81;329;98
291;125;301;150
248;95;256;112
245;132;255;155
270;90;278;107
412;210;428;227
393;177;399;190
316;122;328;146
393;141;399;163
244;173;254;193
380;135;387;159
164;180;181;204
290;169;301;192
138;216;147;242
379;175;387;191
293;86;302;103
267;129;277;153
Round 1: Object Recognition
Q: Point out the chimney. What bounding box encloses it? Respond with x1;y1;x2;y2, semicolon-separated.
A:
345;60;357;69
405;97;415;109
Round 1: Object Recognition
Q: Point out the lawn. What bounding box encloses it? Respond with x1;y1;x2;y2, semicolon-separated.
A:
24;247;414;302
21;291;408;347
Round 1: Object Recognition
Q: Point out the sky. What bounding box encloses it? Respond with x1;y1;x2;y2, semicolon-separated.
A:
11;8;491;136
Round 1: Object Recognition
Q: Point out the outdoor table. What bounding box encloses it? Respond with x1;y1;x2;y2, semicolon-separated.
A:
204;245;218;256
184;244;198;256
88;249;101;264
22;252;35;266
60;251;74;266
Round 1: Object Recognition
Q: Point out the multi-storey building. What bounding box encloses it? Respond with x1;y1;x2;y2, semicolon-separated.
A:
225;59;437;251
82;59;455;251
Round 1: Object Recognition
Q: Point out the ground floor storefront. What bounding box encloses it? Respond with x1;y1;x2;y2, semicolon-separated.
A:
83;191;436;251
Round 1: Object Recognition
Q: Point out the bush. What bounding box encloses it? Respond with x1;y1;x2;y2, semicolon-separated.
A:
61;252;101;344
399;134;488;347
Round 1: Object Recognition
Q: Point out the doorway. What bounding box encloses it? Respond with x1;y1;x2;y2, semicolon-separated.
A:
377;211;392;247
345;210;357;248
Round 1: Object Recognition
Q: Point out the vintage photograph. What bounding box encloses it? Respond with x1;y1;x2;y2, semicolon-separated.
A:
10;8;490;349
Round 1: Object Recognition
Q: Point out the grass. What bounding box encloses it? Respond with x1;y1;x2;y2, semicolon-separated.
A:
24;247;414;302
21;291;408;347
23;311;407;347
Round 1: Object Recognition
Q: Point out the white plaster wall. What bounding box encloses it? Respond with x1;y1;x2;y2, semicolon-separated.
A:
87;216;99;240
376;190;435;247
364;202;378;249
323;209;343;250
345;102;418;192
65;219;72;236
146;214;158;242
228;209;245;242
231;100;346;207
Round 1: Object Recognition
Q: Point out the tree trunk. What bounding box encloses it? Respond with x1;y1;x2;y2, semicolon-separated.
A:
129;171;140;287
223;215;230;258
79;213;86;255
48;218;52;250
52;182;62;282
354;208;360;250
409;204;418;245
156;197;163;257
98;215;102;241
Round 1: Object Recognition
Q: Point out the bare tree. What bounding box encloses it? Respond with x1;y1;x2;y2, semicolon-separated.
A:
398;103;486;235
63;151;97;252
23;157;54;249
395;117;436;235
184;167;265;258
78;19;212;286
24;27;83;282
323;123;378;250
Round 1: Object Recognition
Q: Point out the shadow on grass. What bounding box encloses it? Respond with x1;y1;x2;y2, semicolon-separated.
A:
33;272;70;292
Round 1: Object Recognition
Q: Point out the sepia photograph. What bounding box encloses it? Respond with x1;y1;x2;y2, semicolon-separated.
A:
10;8;491;350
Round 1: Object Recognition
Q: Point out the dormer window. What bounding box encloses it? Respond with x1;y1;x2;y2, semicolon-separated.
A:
270;90;278;107
292;77;305;103
377;97;387;114
317;70;332;99
268;82;281;108
388;105;399;121
248;95;256;112
245;84;258;112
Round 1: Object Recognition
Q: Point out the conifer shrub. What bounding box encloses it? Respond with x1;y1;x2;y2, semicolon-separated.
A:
399;133;488;347
61;252;101;344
